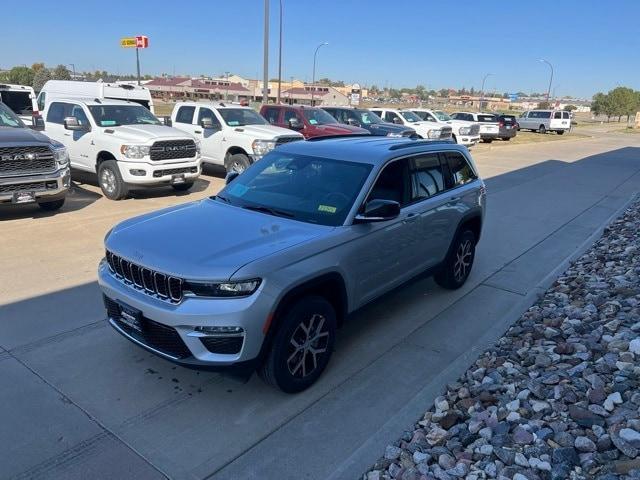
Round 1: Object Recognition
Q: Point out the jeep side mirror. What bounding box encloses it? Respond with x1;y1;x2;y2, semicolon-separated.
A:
64;116;88;131
392;117;403;125
354;199;401;223
31;116;45;131
200;117;215;129
225;171;240;185
288;118;303;130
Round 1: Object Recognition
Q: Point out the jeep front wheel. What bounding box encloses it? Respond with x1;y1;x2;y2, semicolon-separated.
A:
258;296;336;393
98;160;128;200
435;230;476;290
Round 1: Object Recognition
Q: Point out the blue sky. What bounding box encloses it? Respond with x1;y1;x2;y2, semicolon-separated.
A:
2;0;638;98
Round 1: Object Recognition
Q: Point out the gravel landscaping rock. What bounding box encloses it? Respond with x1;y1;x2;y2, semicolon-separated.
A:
363;199;640;480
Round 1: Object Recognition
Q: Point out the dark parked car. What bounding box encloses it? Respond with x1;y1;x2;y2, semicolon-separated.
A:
496;114;518;141
321;107;416;138
260;105;369;139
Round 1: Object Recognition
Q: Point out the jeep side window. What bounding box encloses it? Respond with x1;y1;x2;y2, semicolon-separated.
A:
367;158;410;206
410;153;445;200
446;152;477;188
176;106;195;124
197;108;220;128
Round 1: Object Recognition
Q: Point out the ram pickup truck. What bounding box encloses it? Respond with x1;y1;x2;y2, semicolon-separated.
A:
370;108;453;140
0;101;70;211
169;102;303;173
41;98;202;200
411;109;480;147
450;112;500;143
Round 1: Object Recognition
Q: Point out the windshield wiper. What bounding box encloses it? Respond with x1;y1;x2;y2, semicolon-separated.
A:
242;205;294;218
215;194;231;203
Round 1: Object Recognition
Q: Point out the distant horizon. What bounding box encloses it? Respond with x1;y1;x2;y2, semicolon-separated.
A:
2;0;638;100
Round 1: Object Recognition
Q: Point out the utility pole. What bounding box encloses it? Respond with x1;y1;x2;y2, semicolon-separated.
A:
539;59;554;103
68;64;76;79
480;73;493;111
225;71;230;101
262;0;270;104
135;47;141;85
277;0;283;104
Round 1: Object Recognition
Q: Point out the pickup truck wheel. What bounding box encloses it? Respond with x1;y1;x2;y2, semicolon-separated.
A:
38;198;65;211
435;230;476;290
557;130;565;135
258;296;336;393
171;182;194;192
98;160;128;200
538;124;546;134
225;153;251;174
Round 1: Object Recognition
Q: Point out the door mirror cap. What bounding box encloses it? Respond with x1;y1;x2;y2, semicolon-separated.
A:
354;199;401;223
200;117;215;129
225;171;240;185
392;117;403;125
63;116;88;131
31;116;45;131
288;117;303;130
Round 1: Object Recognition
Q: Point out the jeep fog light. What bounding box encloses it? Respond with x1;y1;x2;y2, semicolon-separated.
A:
192;326;245;336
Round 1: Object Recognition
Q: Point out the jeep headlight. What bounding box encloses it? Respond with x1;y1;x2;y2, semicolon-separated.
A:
459;126;471;135
252;140;276;157
185;279;262;298
51;142;69;167
427;129;441;139
386;132;404;137
120;144;150;159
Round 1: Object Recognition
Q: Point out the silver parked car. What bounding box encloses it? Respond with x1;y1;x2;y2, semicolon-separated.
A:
99;137;486;392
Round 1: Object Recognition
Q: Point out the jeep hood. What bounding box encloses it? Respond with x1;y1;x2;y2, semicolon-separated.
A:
105;198;329;281
309;123;369;136
231;124;303;140
103;124;194;143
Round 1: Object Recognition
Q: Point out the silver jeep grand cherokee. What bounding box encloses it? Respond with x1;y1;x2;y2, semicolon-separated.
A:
99;136;486;393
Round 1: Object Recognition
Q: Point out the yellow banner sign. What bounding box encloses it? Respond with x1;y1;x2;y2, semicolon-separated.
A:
120;37;137;48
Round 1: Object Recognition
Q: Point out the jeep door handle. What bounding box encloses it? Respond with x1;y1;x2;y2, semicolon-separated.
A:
404;213;419;223
447;196;461;205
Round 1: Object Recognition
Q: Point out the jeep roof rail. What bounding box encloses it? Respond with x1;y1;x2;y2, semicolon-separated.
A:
388;139;455;150
306;133;371;142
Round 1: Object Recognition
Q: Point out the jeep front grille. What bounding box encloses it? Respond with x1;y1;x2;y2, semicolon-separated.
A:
105;250;183;303
0;146;56;176
149;140;197;161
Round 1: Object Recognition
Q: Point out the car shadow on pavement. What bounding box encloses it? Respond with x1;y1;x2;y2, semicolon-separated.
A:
201;163;227;179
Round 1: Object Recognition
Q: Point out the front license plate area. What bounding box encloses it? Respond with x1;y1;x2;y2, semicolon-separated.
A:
171;174;185;185
117;301;143;333
13;191;36;204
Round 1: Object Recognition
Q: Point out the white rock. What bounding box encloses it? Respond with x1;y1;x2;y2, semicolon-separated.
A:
531;400;550;413
478;444;493;456
367;471;381;480
435;396;449;413
604;392;623;411
506;399;520;412
413;451;429;464
620;428;640;447
630;338;640;355
515;452;529;467
529;457;552;471
513;474;528;480
507;411;521;422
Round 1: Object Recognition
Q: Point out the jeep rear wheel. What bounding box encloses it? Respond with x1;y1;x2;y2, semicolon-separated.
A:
225;153;251;174
435;230;476;290
98;160;128;200
258;296;336;393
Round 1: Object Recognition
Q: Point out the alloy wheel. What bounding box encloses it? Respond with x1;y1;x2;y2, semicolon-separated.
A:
286;313;330;378
453;239;473;283
101;168;117;194
231;161;246;174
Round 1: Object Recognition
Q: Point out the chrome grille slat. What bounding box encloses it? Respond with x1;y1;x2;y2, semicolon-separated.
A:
105;250;183;303
0;146;56;175
149;140;197;161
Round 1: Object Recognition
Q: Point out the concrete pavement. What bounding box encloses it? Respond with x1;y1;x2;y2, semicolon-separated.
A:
1;132;640;479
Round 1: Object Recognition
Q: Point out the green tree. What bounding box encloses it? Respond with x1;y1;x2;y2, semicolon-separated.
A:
607;86;638;122
52;64;72;80
537;101;551;109
438;88;449;98
563;105;577;112
7;66;34;86
31;62;45;74
32;68;53;92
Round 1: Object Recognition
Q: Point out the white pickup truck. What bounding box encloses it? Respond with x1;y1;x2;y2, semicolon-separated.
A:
169;102;303;173
42;98;202;200
369;108;452;140
450;112;500;143
411;109;480;147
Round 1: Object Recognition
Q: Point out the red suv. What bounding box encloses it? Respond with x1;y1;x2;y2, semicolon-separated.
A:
260;105;369;139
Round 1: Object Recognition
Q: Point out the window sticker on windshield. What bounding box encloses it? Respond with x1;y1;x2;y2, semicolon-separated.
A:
318;204;337;214
308;119;318;125
101;120;117;126
228;183;249;196
227;121;240;126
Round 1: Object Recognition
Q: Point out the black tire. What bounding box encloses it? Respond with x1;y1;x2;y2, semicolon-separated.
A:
435;230;476;290
98;160;128;200
538;124;546;134
171;182;194;192
225;153;251;174
38;198;65;211
557;130;565;135
502;137;511;141
258;296;336;393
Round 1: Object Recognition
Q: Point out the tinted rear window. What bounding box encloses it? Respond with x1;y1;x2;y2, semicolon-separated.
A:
0;91;32;114
531;111;552;119
477;115;497;122
499;115;516;124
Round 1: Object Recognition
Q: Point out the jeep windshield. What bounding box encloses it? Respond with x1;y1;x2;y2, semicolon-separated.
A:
88;104;161;127
399;111;422;123
216;152;372;227
303;108;338;126
0;102;25;128
219;108;267;126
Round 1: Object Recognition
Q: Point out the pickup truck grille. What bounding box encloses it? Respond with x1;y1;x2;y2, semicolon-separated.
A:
149;140;197;161
469;124;480;135
275;136;303;146
106;250;183;303
0;146;56;176
0;180;58;194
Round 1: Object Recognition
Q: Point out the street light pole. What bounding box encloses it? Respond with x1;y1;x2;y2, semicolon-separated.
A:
311;42;328;106
539;58;554;103
68;64;76;79
225;71;229;101
277;0;283;104
262;0;269;104
480;73;494;111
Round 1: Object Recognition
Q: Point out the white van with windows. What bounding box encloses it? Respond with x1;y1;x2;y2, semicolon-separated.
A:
518;110;571;134
0;83;39;125
38;80;155;114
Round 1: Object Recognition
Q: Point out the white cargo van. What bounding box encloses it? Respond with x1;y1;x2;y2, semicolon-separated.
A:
518;110;571;134
0;83;39;124
37;80;155;114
